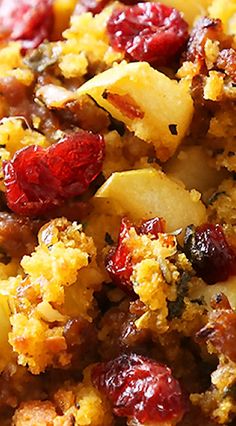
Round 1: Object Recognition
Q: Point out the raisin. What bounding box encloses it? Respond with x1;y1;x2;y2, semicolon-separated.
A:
105;217;165;295
217;48;236;83
3;130;105;217
0;212;38;258
92;353;186;424
186;17;222;64
184;223;236;285
107;2;189;64
197;308;236;363
0;0;54;52
185;17;233;69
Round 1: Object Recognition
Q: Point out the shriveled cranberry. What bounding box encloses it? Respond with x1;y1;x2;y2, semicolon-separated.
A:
184;224;236;285
106;218;134;295
3;130;105;217
107;2;189;64
92;353;186;424
0;0;54;52
139;216;165;237
105;217;165;295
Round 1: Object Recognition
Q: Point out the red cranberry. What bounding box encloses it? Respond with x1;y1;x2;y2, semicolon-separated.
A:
105;218;134;296
105;217;165;295
92;353;186;424
184;223;236;285
3;130;105;217
139;216;165;237
107;2;189;64
0;0;54;52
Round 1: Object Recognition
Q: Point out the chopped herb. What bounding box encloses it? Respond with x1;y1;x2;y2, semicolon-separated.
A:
105;232;114;245
213;148;224;156
147;156;158;164
102;90;108;100
24;42;60;73
167;272;191;320
109;118;126;136
207;191;226;206
169;124;178;136
191;297;205;306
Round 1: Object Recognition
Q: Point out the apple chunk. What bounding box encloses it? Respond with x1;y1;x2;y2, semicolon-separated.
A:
95;168;206;234
77;62;194;161
189;276;236;309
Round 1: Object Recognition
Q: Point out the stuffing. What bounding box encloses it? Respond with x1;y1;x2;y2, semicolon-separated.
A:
0;43;34;86
58;6;124;79
13;367;113;426
0;0;235;425
5;218;104;374
208;179;236;225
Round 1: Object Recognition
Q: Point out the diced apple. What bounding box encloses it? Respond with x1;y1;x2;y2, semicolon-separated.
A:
95;168;207;234
189;276;236;310
164;146;228;194
77;62;194;161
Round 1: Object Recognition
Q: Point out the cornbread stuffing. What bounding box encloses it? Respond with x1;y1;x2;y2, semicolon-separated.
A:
0;0;235;425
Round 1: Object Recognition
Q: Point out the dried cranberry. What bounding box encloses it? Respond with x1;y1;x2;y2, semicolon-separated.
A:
0;0;54;52
92;353;186;424
139;216;165;237
105;218;134;295
107;2;189;64
184;223;236;285
105;217;165;295
3;130;105;217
